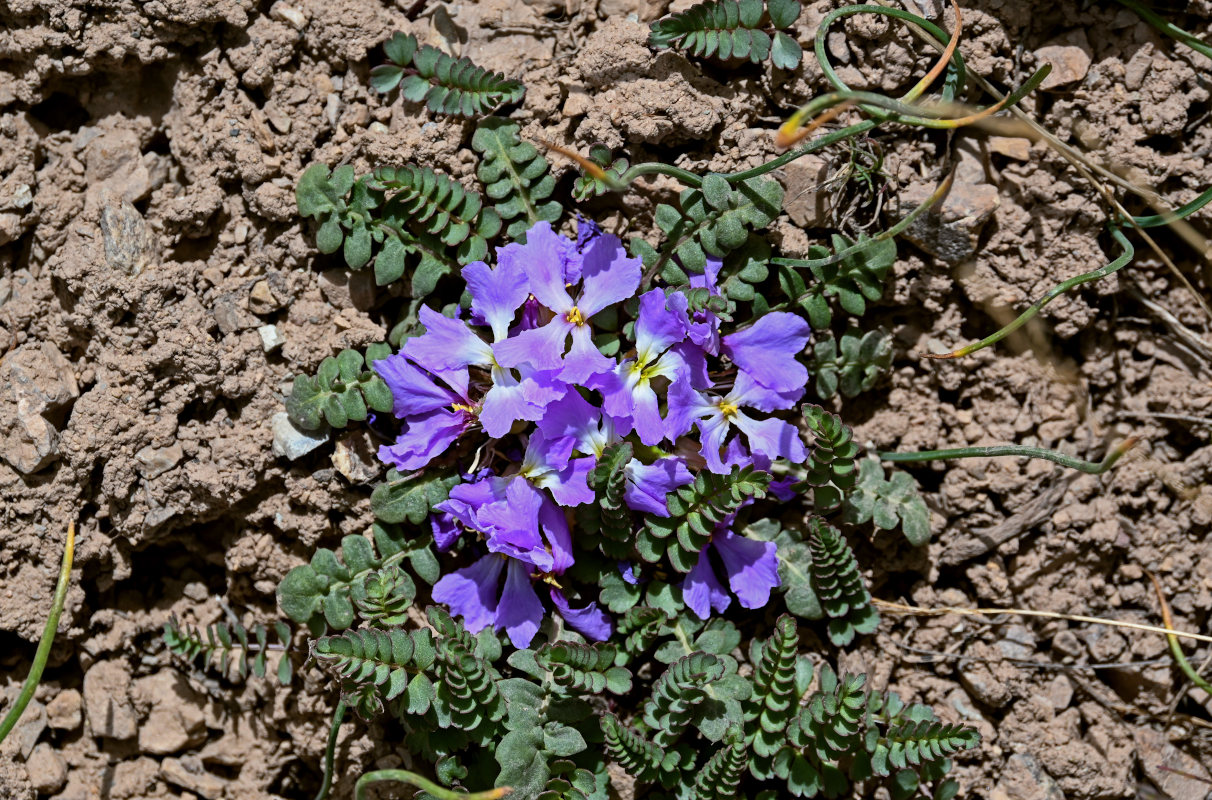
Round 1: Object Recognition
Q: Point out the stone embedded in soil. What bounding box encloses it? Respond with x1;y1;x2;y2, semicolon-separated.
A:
46;688;83;731
988;136;1032;161
779;155;831;229
0;692;45;759
898;144;1000;266
135;443;184;479
1035;30;1092;90
83;659;137;740
133;672;207;755
99;195;155;276
160;756;226;800
0;341;80;474
271;411;330;460
332;429;381;484
991;753;1065;800
24;743;67;795
257;324;285;352
1133;726;1211;800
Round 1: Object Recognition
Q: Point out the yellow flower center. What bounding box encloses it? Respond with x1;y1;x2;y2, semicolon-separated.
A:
718;401;739;419
451;403;477;414
565;307;586;326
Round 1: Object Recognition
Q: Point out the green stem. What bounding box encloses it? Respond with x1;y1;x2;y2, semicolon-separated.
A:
1114;0;1212;60
925;227;1134;359
877;437;1138;475
724;121;879;183
0;522;75;744
313;699;348;800
1130;185;1212;228
616;162;704;188
1150;573;1212;696
354;769;511;800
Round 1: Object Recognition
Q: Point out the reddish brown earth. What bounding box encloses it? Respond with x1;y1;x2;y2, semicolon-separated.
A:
2;0;1212;798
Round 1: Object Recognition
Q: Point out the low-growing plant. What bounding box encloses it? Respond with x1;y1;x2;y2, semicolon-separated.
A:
165;1;1202;796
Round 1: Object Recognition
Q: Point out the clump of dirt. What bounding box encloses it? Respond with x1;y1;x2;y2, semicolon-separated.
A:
2;0;1212;798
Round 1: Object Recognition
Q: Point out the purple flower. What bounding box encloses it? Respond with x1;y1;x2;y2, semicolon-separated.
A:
494;222;642;383
433;554;546;648
595;289;697;445
685;256;724;354
402;257;565;438
665;372;806;473
721;311;811;394
682;529;780;619
373;354;476;471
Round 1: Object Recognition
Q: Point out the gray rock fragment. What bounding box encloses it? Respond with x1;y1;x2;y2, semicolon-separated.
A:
0;341;80;474
135;443;184;479
83;659;138;740
25;744;66;795
271;412;329;460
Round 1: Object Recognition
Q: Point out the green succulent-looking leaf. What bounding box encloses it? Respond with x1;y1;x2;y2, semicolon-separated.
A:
643;651;727;748
286;344;395;431
313;627;436;701
536;640;633;695
654;175;783;283
370;468;461;526
649;0;803;68
588;441;634;550
804;517;879;647
352;564;416;627
799;404;861;512
277;523;438;632
784;234;897;329
640;466;771;571
617;605;671;659
602;712;663;783
694;731;750;800
537;759;598;800
777;663;980;796
473;118;562;239
842;457;932;546
746;614;810;762
163;616;293;685
370;32;525;117
295;163;496;292
813;327;893;400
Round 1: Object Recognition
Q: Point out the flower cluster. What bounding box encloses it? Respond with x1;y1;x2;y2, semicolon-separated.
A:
373;221;812;647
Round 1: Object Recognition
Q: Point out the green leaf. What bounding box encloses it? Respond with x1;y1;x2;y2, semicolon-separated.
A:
382;32;418;66
371;469;460;525
767;0;801;28
542;724;587;757
277;566;322;623
369;64;404;92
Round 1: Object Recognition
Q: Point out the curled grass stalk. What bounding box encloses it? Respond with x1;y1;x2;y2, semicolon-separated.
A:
1130;185;1212;228
877;436;1139;475
0;521;75;744
922;227;1135;359
313;699;348;800
354;770;511;800
1148;572;1212;696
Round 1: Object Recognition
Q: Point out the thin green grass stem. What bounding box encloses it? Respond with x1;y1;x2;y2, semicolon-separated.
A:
1115;0;1212;61
1131;185;1212;228
0;522;75;744
878;438;1138;475
354;769;511;800
924;227;1134;359
313;698;348;800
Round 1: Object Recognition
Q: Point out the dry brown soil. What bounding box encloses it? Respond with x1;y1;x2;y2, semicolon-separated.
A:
2;0;1212;798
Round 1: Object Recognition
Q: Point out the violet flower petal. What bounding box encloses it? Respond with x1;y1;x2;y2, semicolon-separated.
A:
378;407;469;471
624;457;693;516
371;353;460;417
462;258;530;342
731;411;806;464
550;588;613;641
512;221;575;313
403;305;495;372
682;548;732;619
433;554;505;634
722;311;810;393
493;318;572;371
712;529;780;609
577;232;642;318
496;559;544;648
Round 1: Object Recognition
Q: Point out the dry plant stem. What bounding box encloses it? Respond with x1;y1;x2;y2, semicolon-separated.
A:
354;770;511;800
0;521;75;744
1148;572;1212;696
873;598;1212;646
878;435;1138;474
1128;288;1212;363
313;699;347;800
874;0;1212;323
